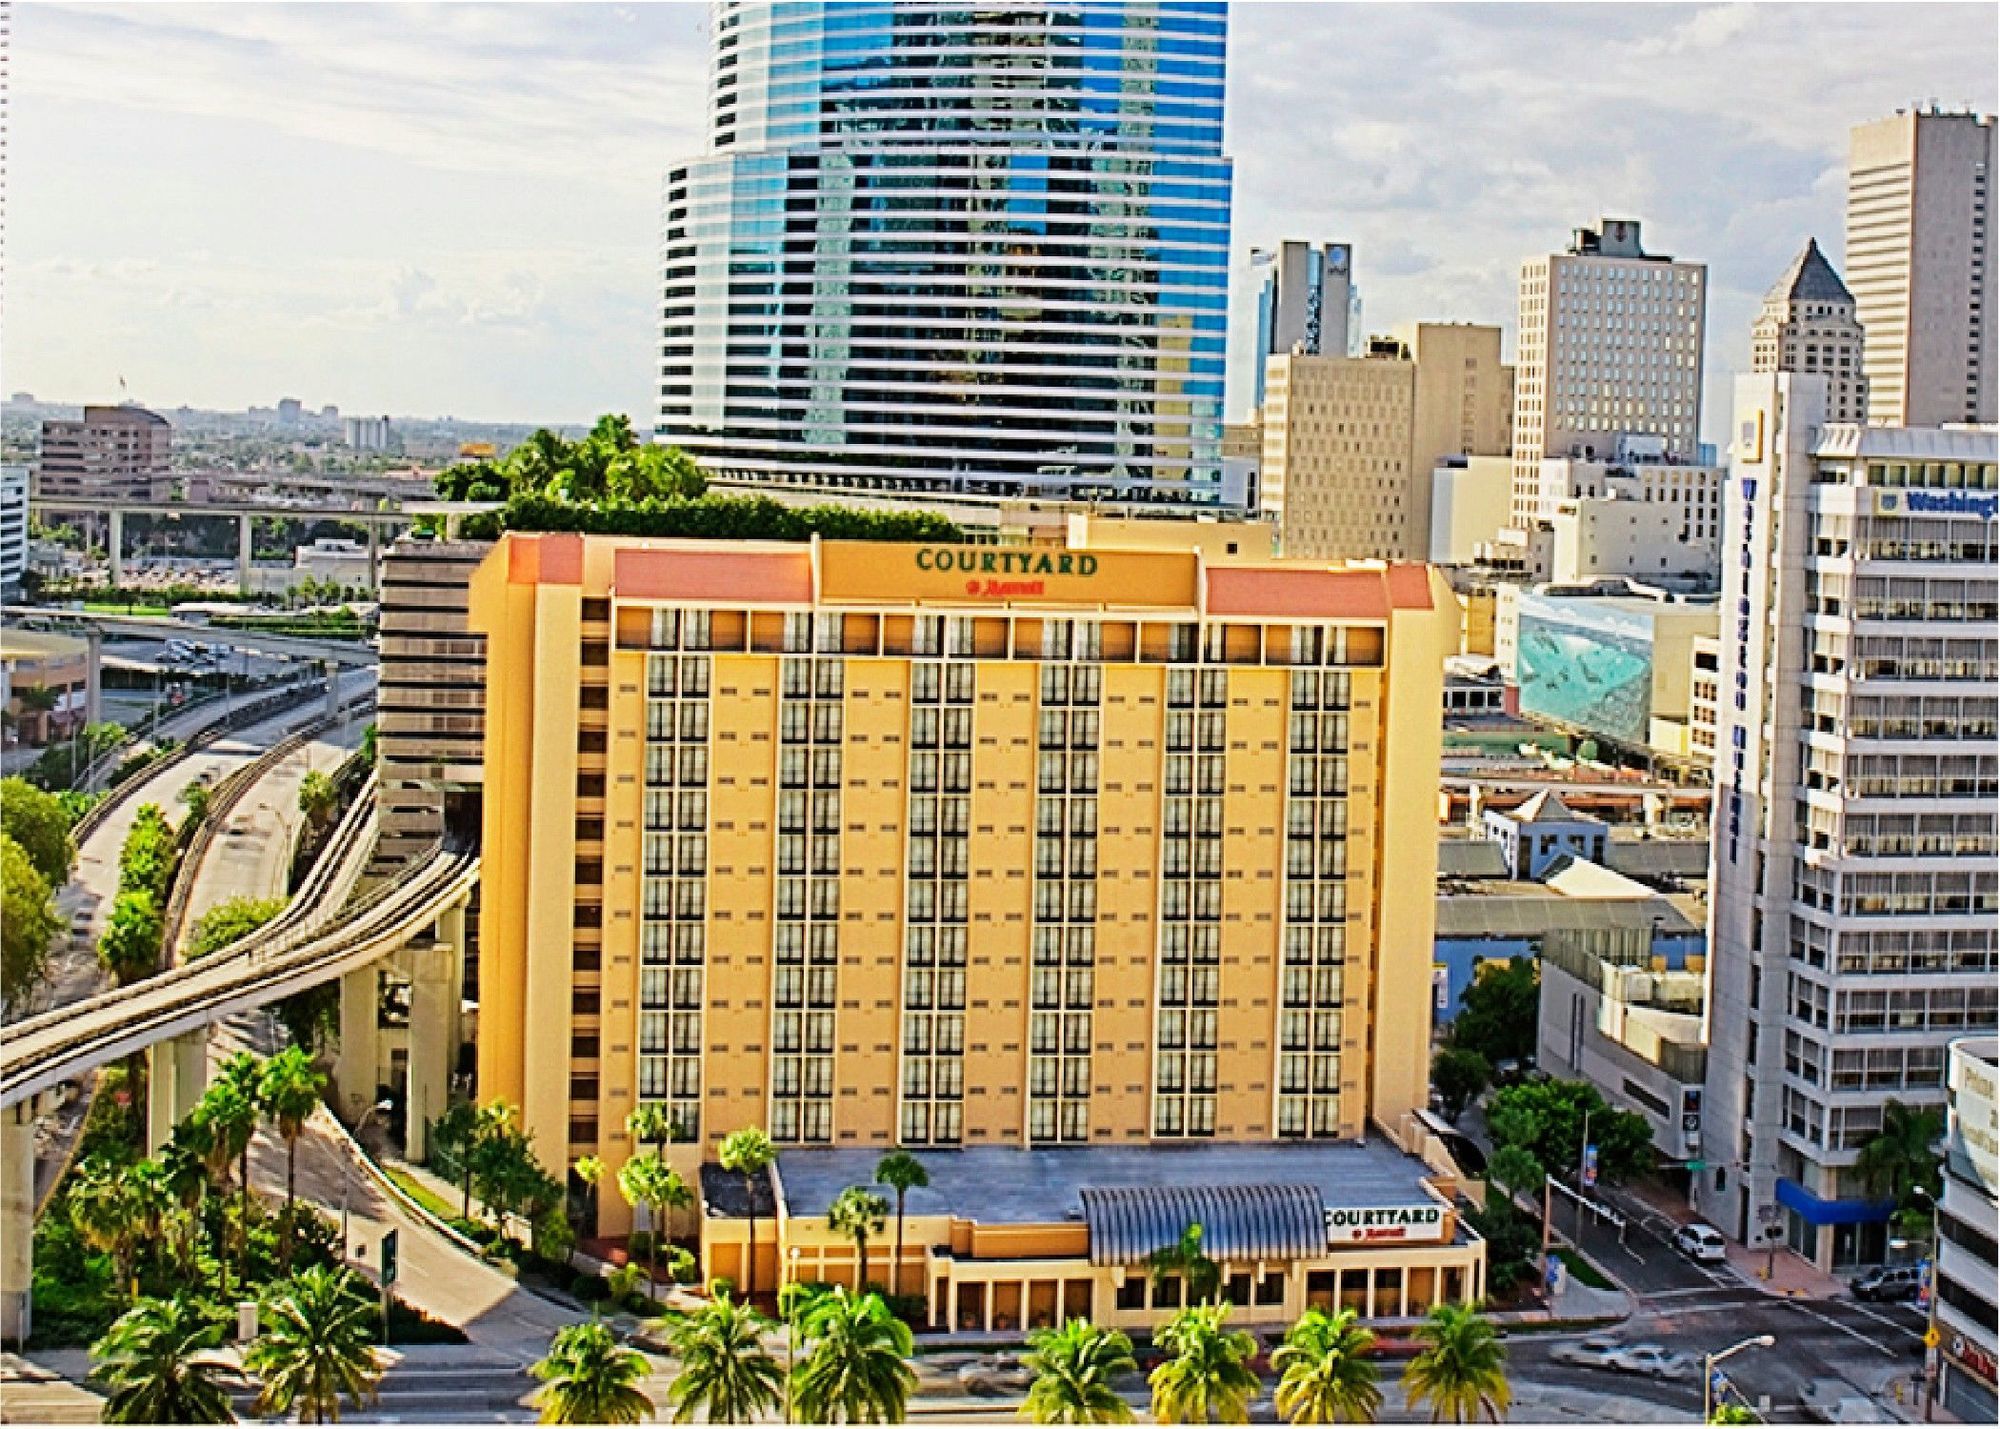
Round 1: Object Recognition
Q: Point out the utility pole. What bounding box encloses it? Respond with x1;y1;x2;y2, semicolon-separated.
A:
1577;1108;1593;1240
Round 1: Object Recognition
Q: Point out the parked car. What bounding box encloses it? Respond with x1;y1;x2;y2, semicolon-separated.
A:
1801;1378;1896;1423
1551;1336;1628;1370
1610;1344;1696;1380
1848;1264;1925;1303
1673;1223;1729;1263
957;1354;1034;1395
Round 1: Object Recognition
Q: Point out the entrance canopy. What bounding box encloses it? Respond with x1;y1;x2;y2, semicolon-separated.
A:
1081;1183;1326;1265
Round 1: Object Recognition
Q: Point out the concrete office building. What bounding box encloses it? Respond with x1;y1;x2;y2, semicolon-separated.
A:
1264;325;1511;562
0;465;28;597
1933;1037;1997;1423
1247;242;1359;414
1701;373;1998;1271
1847;108;1996;427
656;2;1234;510
344;415;394;452
1510;219;1706;526
1429;456;1513;565
35;405;172;502
1751;239;1866;424
1495;442;1723;584
468;530;1479;1323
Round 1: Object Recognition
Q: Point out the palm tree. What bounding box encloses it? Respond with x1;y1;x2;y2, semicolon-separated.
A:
660;1293;784;1424
69;1157;156;1304
258;1046;327;1261
90;1295;238;1424
718;1126;776;1304
1147;1302;1260;1425
1147;1221;1222;1306
530;1321;655;1426
625;1103;677;1162
617;1156;693;1300
214;1051;267;1211
873;1152;928;1300
1272;1308;1381;1424
1022;1318;1137;1424
246;1265;383;1423
603;1261;648;1316
296;770;337;830
160;1124;211;1277
827;1186;889;1294
1400;1303;1510;1424
791;1287;917;1424
190;1076;258;1297
1855;1100;1944;1204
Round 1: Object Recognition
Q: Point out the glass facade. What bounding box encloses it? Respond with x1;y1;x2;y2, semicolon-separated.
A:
657;1;1234;507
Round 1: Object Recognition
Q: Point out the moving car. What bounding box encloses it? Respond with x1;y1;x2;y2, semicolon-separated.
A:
1848;1264;1925;1303
957;1354;1034;1395
1610;1344;1695;1380
1673;1223;1729;1263
1801;1378;1896;1423
1551;1336;1628;1370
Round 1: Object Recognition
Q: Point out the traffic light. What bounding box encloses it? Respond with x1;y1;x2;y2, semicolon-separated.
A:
380;1229;399;1287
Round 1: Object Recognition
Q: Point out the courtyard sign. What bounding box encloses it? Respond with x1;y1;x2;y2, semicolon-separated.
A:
1325;1203;1446;1245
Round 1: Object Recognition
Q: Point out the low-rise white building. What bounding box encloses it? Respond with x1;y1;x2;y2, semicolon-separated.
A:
0;465;28;597
1430;456;1512;564
1934;1037;1997;1423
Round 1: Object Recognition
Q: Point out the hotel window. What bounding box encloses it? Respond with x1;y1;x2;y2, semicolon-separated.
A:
637;651;709;1144
769;655;843;1145
1276;668;1352;1139
1155;651;1225;1141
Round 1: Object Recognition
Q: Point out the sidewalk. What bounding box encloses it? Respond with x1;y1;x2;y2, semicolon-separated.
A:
1615;1176;1847;1299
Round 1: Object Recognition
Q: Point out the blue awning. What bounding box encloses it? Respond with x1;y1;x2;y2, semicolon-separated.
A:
1081;1183;1327;1265
1776;1177;1896;1227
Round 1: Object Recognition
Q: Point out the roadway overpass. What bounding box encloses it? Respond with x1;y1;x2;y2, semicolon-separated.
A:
5;604;377;668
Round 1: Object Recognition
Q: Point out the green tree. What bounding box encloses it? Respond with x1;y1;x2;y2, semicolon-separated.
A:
1709;1404;1758;1425
718;1127;776;1304
531;1321;654;1425
187;896;284;959
791;1287;918;1425
617;1155;693;1299
179;780;212;828
1448;958;1538;1066
98;889;164;984
661;1293;785;1425
1022;1319;1137;1425
90;1295;238;1424
625;1102;677;1161
1147;1222;1222;1307
1431;1047;1492;1121
118;804;177;898
873;1150;929;1301
428;1100;483;1216
259;1045;328;1259
1;833;63;1008
70;1155;168;1305
297;770;338;830
1400;1303;1510;1425
1148;1301;1260;1424
247;1265;383;1423
1483;1144;1545;1217
189;1075;259;1298
1272;1308;1380;1425
1;775;78;883
1485;1078;1653;1185
827;1186;889;1294
1855;1100;1944;1205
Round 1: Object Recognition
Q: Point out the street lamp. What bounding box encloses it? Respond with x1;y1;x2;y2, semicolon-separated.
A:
1703;1334;1775;1424
341;1098;395;1257
783;1246;804;1422
1905;1186;1942;1421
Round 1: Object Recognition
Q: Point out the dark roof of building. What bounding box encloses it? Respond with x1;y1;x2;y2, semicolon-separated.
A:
1438;839;1510;879
1434;888;1699;939
699;1163;779;1219
1082;1183;1326;1265
765;1139;1436;1230
1602;838;1710;881
1767;238;1853;305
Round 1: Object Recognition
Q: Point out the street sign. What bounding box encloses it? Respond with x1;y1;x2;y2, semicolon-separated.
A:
1582;1144;1599;1188
1685;1159;1707;1172
1923;1327;1940;1350
1545;1253;1563;1292
1710;1370;1728;1395
380;1228;400;1287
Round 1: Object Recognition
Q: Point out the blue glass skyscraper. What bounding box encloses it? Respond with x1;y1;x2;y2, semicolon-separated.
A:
656;2;1234;508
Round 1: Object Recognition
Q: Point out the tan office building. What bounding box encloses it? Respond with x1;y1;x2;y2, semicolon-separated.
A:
1847;107;1996;426
469;531;1479;1324
1510;219;1706;525
1750;238;1866;423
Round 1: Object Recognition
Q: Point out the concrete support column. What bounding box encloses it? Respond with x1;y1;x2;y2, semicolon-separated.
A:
108;508;125;589
405;942;455;1164
333;966;381;1123
147;1028;210;1150
365;523;381;592
324;660;340;722
437;898;468;1055
2;1102;37;1345
173;1029;207;1123
84;629;103;729
236;514;254;594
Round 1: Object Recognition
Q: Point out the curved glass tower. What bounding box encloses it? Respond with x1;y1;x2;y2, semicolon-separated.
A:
656;1;1234;508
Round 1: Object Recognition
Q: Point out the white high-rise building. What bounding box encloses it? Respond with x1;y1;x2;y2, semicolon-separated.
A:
1245;241;1357;414
1700;371;1997;1272
1934;1037;1997;1423
1751;238;1867;424
1510;219;1706;526
1847;108;1996;428
0;465;29;597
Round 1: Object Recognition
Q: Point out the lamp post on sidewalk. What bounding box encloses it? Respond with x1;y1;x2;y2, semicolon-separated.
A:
1703;1334;1775;1424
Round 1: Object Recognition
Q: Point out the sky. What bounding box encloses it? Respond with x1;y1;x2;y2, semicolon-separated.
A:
8;1;1998;436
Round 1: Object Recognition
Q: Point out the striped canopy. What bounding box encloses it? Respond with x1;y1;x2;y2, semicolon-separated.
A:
1081;1183;1327;1265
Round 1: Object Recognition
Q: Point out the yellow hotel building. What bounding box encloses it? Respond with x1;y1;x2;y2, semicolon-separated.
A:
469;531;1484;1329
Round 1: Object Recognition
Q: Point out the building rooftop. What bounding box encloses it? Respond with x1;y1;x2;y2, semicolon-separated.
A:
771;1138;1438;1227
1766;238;1853;306
1602;838;1710;883
1491;790;1601;827
1438;839;1510;880
0;629;90;664
1434;886;1697;939
1813;424;1998;461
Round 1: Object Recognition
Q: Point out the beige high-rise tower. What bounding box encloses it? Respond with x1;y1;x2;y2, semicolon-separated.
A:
1846;107;1996;427
1509;219;1706;525
1750;238;1867;423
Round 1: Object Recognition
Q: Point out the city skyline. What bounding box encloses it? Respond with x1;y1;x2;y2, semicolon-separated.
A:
9;2;1998;430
